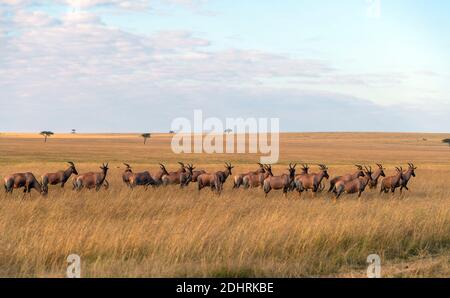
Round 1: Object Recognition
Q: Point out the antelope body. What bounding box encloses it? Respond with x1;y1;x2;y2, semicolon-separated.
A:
368;163;386;189
197;173;223;193
152;164;170;185
399;163;417;193
4;172;44;196
73;163;109;191
263;164;296;197
162;162;186;186
233;163;265;188
216;162;234;184
380;167;405;194
328;165;365;192
242;165;271;189
122;163;133;188
334;166;373;200
179;164;196;187
125;163;156;189
294;164;329;196
41;162;78;193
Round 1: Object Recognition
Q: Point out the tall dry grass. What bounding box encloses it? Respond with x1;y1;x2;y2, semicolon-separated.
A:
0;133;449;277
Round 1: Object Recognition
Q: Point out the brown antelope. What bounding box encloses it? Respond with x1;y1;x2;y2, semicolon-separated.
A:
197;172;222;193
369;163;386;189
233;163;266;188
294;164;329;196
152;163;170;185
328;165;365;192
263;164;296;197
333;166;374;201
4;172;45;196
191;169;206;182
380;167;405;194
73;163;109;191
216;162;234;184
122;163;133;188
180;164;196;187
242;164;272;189
128;165;157;189
399;163;417;194
162;162;186;186
41;162;79;192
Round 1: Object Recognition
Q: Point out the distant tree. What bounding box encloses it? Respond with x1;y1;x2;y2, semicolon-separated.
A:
71;129;76;134
443;139;450;146
141;133;151;145
169;130;175;134
40;131;54;143
224;128;233;134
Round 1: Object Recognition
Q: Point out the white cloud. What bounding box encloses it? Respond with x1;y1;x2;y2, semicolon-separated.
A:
0;1;448;132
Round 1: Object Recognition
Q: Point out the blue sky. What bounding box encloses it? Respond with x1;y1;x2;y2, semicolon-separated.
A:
0;0;449;132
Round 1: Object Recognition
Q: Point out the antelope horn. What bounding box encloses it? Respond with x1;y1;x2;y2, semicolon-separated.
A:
68;161;75;166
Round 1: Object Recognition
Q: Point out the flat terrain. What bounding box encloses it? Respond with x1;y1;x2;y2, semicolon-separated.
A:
0;132;449;277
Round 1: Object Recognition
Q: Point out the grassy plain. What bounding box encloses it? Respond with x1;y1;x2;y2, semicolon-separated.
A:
0;132;448;277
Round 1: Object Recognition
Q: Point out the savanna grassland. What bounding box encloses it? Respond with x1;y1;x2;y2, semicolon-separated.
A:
0;132;449;277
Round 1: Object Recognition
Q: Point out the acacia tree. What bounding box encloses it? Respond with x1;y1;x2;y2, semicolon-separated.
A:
443;139;450;147
141;133;151;145
40;131;54;143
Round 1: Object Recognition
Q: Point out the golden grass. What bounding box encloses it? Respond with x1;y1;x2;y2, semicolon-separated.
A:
0;133;449;277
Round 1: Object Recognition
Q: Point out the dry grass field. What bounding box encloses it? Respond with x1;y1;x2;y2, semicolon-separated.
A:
0;132;449;277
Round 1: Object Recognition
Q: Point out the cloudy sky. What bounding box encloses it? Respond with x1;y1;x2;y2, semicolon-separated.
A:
0;0;449;132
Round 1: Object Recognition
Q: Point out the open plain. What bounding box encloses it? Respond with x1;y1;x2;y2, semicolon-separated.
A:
0;132;448;277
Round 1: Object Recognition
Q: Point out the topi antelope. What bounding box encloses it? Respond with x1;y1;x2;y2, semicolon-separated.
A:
128;165;156;189
197;172;223;193
180;164;196;188
328;165;365;192
380;167;405;194
216;162;234;184
162;162;187;186
122;163;133;188
4;172;45;196
263;164;297;197
399;163;417;194
152;163;170;185
73;163;109;191
233;163;266;188
191;168;206;183
294;164;329;196
242;164;272;189
369;163;386;189
41;162;78;193
333;166;374;201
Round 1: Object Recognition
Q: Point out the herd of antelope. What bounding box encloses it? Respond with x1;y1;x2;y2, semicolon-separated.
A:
2;161;417;201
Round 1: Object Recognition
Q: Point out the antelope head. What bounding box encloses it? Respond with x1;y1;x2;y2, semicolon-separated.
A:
408;163;417;177
355;164;365;178
159;163;169;175
100;163;109;173
257;163;266;173
318;164;330;179
377;163;385;177
186;163;196;175
123;163;132;172
301;164;309;174
287;163;297;178
264;164;273;177
68;161;78;175
178;162;186;172
225;162;234;174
